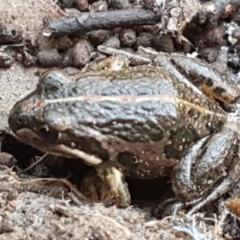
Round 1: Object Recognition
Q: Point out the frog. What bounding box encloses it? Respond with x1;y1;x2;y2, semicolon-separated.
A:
8;53;240;214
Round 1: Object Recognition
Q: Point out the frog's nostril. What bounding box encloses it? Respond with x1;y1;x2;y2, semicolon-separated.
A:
16;116;23;125
9;115;21;132
8;104;27;133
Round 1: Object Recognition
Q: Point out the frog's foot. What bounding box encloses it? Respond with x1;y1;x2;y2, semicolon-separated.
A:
154;198;202;218
171;127;240;215
81;170;109;204
153;198;181;218
187;156;240;216
81;162;131;208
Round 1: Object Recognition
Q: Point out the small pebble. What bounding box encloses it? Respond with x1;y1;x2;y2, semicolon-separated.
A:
70;39;93;68
198;47;218;63
152;35;174;53
74;0;89;11
136;32;153;48
102;34;121;49
88;30;112;47
119;28;136;47
107;0;130;9
37;49;62;67
228;52;240;71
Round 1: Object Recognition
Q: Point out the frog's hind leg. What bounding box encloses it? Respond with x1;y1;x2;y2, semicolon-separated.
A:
171;127;240;215
187;156;240;215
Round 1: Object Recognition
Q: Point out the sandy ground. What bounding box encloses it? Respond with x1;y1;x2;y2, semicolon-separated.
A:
0;0;64;130
0;65;37;129
0;165;226;240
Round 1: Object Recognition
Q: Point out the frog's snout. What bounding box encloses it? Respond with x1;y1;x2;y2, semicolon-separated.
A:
8;102;28;134
8;103;41;147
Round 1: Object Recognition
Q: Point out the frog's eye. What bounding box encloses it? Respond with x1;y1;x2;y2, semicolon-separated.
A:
16;116;23;125
38;125;59;142
40;71;69;92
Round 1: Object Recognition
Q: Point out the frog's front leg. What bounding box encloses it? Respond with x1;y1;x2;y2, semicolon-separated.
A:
171;127;240;214
81;162;131;208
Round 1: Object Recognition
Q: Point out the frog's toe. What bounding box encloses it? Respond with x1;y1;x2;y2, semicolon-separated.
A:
81;170;108;204
152;198;178;218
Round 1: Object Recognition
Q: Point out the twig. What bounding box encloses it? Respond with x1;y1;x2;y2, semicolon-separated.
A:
20;178;88;201
0;43;25;49
45;9;160;37
214;209;229;236
98;45;151;65
23;153;48;173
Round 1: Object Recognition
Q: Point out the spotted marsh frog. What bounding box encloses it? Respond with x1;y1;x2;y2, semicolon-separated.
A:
8;53;240;214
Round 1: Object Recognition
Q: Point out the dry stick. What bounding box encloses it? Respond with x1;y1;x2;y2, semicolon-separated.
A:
23;153;48;173
20;178;88;201
98;45;151;65
45;9;160;37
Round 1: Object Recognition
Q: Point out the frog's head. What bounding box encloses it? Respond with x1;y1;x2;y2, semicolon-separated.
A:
8;70;88;160
9;70;69;134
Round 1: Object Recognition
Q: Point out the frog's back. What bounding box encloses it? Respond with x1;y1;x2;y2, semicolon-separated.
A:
42;66;225;110
41;65;226;125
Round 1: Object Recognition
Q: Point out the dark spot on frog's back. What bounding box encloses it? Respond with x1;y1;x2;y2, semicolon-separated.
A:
165;126;199;158
205;78;213;87
187;108;197;118
71;86;84;95
101;86;124;96
117;151;140;169
41;71;69;92
98;120;164;142
141;101;159;111
205;118;225;133
98;101;117;110
214;86;226;95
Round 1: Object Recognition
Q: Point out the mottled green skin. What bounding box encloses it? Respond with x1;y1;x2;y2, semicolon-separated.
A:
8;65;227;178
